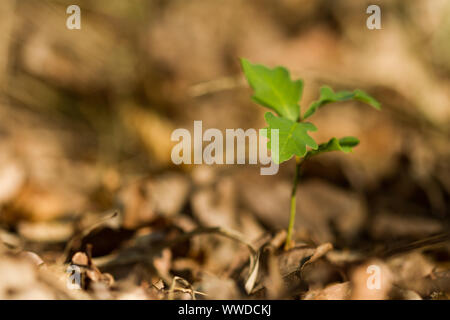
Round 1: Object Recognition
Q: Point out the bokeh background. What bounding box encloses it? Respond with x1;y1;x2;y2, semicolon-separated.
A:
0;0;449;299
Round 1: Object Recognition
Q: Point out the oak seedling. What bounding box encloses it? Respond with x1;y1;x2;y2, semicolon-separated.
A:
241;58;381;249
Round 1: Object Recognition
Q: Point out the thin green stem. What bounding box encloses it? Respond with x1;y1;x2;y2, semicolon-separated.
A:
285;156;303;250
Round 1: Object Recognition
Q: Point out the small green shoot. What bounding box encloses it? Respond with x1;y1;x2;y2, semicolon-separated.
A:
241;58;381;250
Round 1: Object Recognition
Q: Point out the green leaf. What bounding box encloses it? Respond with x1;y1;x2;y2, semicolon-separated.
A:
305;136;360;158
263;112;318;163
303;86;381;120
241;58;303;122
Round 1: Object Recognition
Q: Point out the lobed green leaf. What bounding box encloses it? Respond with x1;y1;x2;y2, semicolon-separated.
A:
303;86;381;120
305;136;360;158
241;58;303;122
263;112;318;164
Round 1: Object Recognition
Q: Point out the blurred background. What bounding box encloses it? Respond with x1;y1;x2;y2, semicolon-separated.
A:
0;0;448;299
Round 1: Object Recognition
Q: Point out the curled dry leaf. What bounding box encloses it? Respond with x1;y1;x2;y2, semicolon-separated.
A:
245;249;260;295
18;251;45;267
301;242;333;270
64;211;134;259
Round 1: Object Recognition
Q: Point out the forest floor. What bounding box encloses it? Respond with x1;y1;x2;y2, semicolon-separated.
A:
0;0;449;300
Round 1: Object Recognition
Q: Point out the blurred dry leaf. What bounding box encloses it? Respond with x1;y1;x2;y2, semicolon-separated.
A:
0;159;25;204
153;248;172;284
191;177;237;229
240;175;366;243
148;173;190;217
371;211;443;239
71;248;114;290
196;273;240;300
4;180;85;223
18;221;73;243
17;1;137;93
119;173;189;228
304;282;351;300
18;251;45;268
120;104;176;166
387;252;436;295
0;255;55;299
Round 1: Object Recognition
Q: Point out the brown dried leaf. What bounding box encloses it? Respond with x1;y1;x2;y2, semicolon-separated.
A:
304;282;351;300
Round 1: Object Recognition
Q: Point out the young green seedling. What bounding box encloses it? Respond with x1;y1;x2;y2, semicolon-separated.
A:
241;59;381;250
